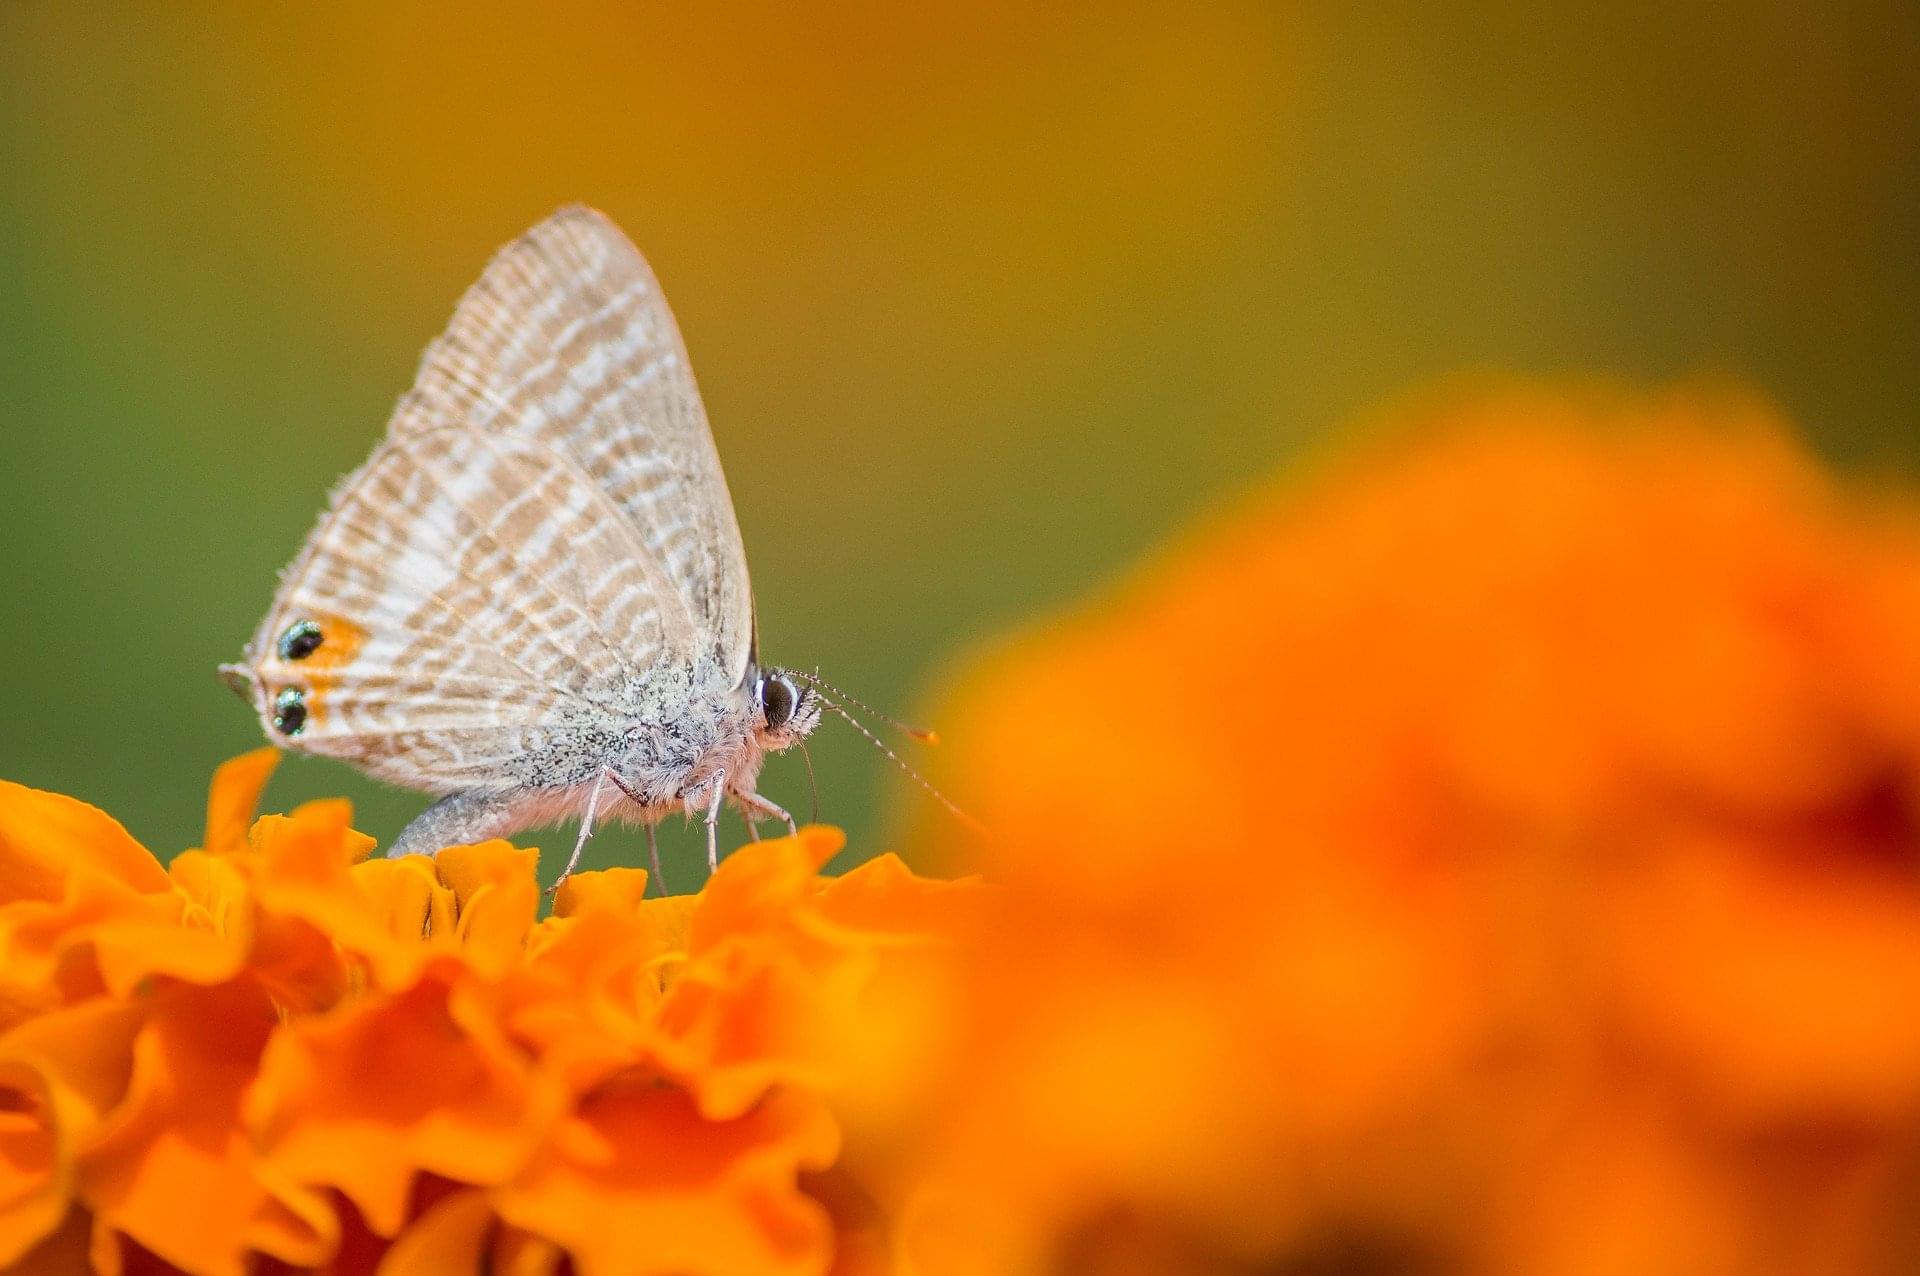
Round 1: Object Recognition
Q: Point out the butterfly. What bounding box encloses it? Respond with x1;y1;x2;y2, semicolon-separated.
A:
222;206;822;889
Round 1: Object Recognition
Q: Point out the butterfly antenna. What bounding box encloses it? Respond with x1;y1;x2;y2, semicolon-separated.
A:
811;695;987;835
797;737;821;826
792;670;940;744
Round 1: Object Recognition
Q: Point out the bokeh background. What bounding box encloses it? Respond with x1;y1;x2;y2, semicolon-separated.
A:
1;3;1915;875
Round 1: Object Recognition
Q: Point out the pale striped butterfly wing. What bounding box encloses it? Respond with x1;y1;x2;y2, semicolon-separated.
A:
228;207;756;796
390;207;753;683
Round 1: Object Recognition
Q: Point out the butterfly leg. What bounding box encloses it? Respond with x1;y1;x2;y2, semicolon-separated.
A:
736;790;798;836
550;771;609;892
743;815;762;843
602;772;671;895
641;823;668;896
703;769;727;873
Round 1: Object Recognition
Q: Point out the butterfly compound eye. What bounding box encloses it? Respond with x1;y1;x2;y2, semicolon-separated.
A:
761;675;796;731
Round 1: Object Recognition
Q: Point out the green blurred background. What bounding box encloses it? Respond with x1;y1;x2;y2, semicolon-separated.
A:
1;4;1915;877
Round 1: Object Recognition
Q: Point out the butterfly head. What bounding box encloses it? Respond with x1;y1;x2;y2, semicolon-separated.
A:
752;669;820;752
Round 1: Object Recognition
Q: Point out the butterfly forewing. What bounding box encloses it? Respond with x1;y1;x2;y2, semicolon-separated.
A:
239;206;755;790
390;205;753;682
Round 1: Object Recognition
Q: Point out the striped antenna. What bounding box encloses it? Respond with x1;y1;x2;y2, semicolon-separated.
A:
805;690;986;835
792;670;940;744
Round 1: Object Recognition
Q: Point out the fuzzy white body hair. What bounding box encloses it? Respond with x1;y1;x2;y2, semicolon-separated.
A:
384;651;775;857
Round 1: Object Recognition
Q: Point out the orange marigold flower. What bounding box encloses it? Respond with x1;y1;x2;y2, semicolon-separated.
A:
0;749;980;1275
905;385;1920;1275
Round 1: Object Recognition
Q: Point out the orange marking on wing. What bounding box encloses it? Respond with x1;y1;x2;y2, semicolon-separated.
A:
299;613;369;728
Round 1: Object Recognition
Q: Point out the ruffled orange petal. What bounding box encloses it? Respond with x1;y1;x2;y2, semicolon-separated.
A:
0;1000;143;1266
250;804;456;994
248;975;556;1238
495;1079;839;1276
88;919;243;1004
166;851;250;940
687;830;844;957
435;841;541;974
0;1085;62;1266
0;846;261;1030
505;911;673;1093
248;804;377;889
239;804;396;1011
655;949;833;1121
373;1188;494;1274
0;764;965;1272
550;866;651;919
633;894;700;970
0;782;167;905
76;981;331;1276
345;856;459;981
199;749;280;859
0;879;160;1027
655;835;978;1123
813;852;984;940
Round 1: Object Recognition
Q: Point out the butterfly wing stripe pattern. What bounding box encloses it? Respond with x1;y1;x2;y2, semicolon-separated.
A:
248;434;643;789
390;205;754;684
238;206;754;793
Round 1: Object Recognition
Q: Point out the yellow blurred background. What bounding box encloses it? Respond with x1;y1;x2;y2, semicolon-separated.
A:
0;3;1915;876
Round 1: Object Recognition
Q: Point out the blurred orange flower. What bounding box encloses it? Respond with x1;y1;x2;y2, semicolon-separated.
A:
906;384;1920;1275
0;752;979;1275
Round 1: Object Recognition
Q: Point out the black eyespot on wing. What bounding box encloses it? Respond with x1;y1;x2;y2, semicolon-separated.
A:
762;675;796;731
272;687;308;736
278;619;324;661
